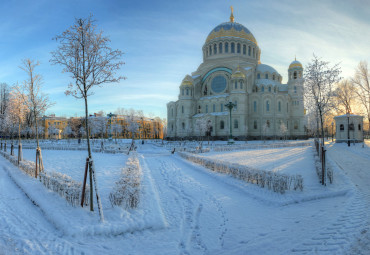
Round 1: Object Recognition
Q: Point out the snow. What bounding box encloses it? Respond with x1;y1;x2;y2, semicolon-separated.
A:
0;139;369;254
199;94;228;100
256;63;279;74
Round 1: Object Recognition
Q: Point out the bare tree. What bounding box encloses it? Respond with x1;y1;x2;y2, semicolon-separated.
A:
15;59;53;178
0;83;10;116
7;90;28;163
332;79;357;114
304;55;342;145
352;61;370;130
50;15;124;218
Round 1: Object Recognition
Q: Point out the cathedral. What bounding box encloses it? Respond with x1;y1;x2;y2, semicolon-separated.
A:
167;9;305;140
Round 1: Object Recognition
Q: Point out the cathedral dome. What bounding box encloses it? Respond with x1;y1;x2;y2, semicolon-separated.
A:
289;60;303;69
206;22;257;45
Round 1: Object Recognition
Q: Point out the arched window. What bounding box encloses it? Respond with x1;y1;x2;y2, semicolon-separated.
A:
234;101;238;110
181;89;184;95
267;120;270;128
225;42;229;53
186;88;189;95
278;101;281;112
219;43;223;54
182;122;185;130
340;124;344;131
237;43;241;53
254;120;257;129
209;45;212;55
273;75;275;80
268;86;271;92
234;81;237;89
349;123;354;130
253;101;257;112
221;104;224;112
294;121;298;130
198;105;201;113
231;42;235;53
214;44;217;54
234;119;239;129
206;105;208;113
248;46;251;56
171;108;174;117
265;74;268;79
257;73;261;79
261;86;264;92
359;124;362;131
213;104;216;112
240;81;243;89
294;86;297;93
243;45;246;55
294;71;297;79
182;105;184;114
220;120;225;129
266;101;270;112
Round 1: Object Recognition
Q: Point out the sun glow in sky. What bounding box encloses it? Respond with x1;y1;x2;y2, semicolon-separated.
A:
0;0;369;119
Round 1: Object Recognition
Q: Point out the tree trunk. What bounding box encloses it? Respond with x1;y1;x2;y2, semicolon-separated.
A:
84;93;94;212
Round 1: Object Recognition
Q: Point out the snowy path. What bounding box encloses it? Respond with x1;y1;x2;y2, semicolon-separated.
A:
326;143;370;255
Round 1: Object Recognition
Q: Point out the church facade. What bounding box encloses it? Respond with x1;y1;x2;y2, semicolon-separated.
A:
167;10;305;140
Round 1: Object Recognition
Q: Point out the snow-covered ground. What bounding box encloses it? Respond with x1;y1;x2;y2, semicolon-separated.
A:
0;140;369;254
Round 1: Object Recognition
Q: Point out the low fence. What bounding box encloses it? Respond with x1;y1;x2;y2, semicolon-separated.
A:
178;152;303;194
109;152;142;209
0;149;89;207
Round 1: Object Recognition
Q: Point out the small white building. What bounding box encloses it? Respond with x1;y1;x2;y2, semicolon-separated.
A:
334;114;364;143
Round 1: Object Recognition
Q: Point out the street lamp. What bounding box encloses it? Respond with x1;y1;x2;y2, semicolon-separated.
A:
346;112;350;147
107;112;115;140
225;101;236;144
331;121;334;142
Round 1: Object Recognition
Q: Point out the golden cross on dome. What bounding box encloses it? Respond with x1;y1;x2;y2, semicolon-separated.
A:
230;6;234;22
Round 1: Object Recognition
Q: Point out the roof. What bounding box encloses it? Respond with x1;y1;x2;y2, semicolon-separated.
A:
256;64;279;75
206;22;257;45
334;114;363;118
289;60;303;69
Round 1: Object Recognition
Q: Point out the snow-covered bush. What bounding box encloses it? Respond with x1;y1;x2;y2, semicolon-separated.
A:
212;142;312;153
178;152;303;194
0;150;89;207
39;171;89;207
109;152;142;209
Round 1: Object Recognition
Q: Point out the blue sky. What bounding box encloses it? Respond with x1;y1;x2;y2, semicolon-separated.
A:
0;0;369;119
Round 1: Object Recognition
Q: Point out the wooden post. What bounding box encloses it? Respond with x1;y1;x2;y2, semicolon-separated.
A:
81;157;89;207
35;148;38;178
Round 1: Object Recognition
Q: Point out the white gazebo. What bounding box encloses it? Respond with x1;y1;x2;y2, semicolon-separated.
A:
334;114;364;143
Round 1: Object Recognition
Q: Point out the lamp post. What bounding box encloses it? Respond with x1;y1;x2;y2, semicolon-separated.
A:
331;121;334;142
107;112;115;141
225;101;236;144
346;112;350;147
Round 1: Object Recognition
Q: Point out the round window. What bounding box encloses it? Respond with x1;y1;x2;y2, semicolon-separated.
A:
211;76;227;93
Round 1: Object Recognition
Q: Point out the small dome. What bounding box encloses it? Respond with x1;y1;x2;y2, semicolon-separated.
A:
231;66;246;79
289;60;303;69
181;75;193;86
206;22;257;45
256;64;279;75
